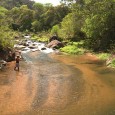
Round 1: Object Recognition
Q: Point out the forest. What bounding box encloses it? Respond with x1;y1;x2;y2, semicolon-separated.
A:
0;0;115;56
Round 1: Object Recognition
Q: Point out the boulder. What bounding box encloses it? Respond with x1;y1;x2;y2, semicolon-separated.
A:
49;35;58;42
47;40;64;49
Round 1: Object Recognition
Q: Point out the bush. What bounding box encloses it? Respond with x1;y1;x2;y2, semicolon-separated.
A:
0;26;15;49
60;41;85;55
31;35;49;42
110;59;115;68
96;53;110;60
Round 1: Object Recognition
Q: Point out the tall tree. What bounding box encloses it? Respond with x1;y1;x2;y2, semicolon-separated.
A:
42;4;70;30
0;0;35;9
9;5;34;31
82;0;115;51
33;3;44;19
0;7;15;50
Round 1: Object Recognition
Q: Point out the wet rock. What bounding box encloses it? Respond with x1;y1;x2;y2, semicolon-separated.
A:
0;60;7;69
41;47;46;50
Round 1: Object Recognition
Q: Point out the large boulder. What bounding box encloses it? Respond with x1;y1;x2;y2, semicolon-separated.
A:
47;40;64;49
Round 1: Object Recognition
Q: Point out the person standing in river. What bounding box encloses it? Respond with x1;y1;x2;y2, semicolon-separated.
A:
14;55;20;71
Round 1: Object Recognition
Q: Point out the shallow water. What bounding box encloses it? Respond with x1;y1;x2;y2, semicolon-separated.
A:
0;51;115;115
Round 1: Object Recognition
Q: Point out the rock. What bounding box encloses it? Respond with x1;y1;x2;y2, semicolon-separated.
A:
47;40;64;49
0;60;7;65
49;35;58;42
41;47;46;50
0;60;7;70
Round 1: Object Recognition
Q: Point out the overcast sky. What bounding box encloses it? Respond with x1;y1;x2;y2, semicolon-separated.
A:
32;0;60;6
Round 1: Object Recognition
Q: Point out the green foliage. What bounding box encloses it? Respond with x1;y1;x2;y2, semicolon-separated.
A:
5;1;70;33
59;13;74;40
81;0;115;51
96;53;111;60
0;26;15;49
58;10;85;41
60;0;115;52
31;20;42;32
0;0;35;9
31;32;49;42
0;6;15;50
51;25;60;35
67;41;85;47
33;3;44;10
0;6;8;18
109;59;115;68
9;5;34;31
60;41;85;54
42;5;70;30
33;3;44;16
0;0;114;54
31;36;48;42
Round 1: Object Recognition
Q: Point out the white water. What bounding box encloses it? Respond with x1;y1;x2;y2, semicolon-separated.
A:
14;40;54;54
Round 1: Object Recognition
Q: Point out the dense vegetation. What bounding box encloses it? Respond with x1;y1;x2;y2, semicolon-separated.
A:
0;0;115;54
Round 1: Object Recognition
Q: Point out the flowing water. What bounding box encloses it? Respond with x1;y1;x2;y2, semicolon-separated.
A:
0;51;115;115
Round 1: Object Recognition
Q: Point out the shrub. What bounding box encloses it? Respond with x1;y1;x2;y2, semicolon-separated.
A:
60;41;85;55
96;53;110;60
110;59;115;68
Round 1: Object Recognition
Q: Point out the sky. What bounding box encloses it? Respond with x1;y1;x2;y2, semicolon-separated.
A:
32;0;61;6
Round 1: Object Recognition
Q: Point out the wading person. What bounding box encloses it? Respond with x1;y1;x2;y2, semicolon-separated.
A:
14;56;20;71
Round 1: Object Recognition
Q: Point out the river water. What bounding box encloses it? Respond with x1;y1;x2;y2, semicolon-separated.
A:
0;50;115;115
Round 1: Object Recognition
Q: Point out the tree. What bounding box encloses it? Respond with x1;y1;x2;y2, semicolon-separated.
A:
58;13;74;40
19;5;34;31
51;25;60;35
9;5;34;31
33;3;44;19
42;4;70;30
31;20;42;32
0;0;35;9
61;0;115;51
81;0;115;51
58;11;85;41
0;6;8;19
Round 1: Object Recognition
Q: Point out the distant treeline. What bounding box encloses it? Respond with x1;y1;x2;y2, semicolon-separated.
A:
0;0;115;52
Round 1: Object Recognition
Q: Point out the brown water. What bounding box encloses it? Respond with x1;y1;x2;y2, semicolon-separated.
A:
0;51;115;115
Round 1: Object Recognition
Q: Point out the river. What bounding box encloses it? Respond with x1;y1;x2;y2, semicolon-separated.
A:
0;50;115;115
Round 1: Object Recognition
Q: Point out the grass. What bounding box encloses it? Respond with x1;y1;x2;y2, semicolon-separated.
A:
31;35;49;42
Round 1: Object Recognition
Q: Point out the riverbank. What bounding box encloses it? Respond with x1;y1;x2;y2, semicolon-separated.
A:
80;53;115;69
59;41;115;69
0;37;115;69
